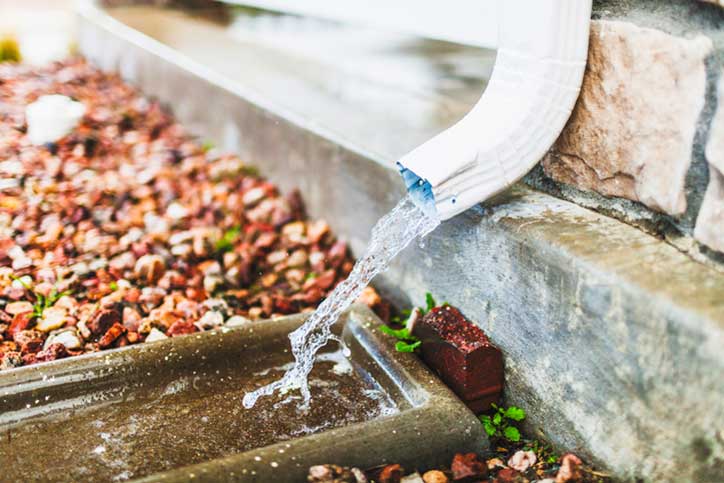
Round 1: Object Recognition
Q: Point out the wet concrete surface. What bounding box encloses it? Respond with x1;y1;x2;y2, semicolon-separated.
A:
0;347;393;482
107;4;495;160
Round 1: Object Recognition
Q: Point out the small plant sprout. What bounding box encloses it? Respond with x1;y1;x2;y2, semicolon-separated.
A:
11;275;72;319
525;439;560;464
380;292;443;353
379;324;421;353
201;140;215;153
479;404;526;442
215;226;241;253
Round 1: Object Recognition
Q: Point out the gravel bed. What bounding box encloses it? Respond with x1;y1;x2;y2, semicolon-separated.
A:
0;58;387;371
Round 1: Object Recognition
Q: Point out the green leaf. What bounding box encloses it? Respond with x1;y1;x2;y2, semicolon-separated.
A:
215;226;241;252
201;140;215;153
395;340;421;353
503;426;521;442
380;325;417;341
425;292;436;312
492;412;502;426
109;281;118;291
480;416;496;437
504;406;526;421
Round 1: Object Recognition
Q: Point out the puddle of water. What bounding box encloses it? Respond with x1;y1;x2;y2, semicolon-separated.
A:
243;194;439;409
0;348;395;482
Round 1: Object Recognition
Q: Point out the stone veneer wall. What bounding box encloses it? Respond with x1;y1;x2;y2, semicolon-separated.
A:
526;0;724;262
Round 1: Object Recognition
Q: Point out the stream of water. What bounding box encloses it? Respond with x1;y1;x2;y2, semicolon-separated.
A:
243;194;439;409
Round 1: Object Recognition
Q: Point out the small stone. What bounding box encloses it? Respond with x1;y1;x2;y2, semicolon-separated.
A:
304;269;336;291
287;249;308;267
44;329;82;350
166;202;188;219
242;186;266;206
53;295;78;314
134;254;166;284
122;307;142;331
555;454;583;483
88;306;122;335
493;468;527;483
451;453;487;481
379;464;404;483
421;470;449;483
487;458;505;470
350;468;368;483
267;250;289;265
507;450;537;473
167;320;198;337
76;320;92;339
307;464;366;483
171;243;192;257
34;343;69;363
35;307;68;332
98;322;127;348
11;257;32;270
203;274;223;294
5;301;34;316
308;465;334;480
306;219;329;243
201;298;229;315
8;313;33;338
400;472;424;483
0;351;23;370
145;327;168;343
13;329;44;354
309;251;326;270
248;307;263;319
194;311;224;330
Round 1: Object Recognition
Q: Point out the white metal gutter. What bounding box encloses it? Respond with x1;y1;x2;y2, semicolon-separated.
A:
398;0;592;220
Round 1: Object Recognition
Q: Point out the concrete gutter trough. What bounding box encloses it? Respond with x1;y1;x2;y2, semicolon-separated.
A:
0;306;485;482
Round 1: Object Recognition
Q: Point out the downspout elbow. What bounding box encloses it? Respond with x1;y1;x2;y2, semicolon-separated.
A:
398;0;592;220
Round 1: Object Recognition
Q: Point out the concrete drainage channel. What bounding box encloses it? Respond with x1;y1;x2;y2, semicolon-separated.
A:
0;306;484;482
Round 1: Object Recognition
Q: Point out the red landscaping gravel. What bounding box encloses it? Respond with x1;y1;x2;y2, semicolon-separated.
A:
0;58;387;370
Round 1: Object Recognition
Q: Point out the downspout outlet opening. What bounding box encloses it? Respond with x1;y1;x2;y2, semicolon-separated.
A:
397;162;442;219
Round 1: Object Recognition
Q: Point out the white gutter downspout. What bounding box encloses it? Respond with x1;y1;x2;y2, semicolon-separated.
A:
398;0;592;220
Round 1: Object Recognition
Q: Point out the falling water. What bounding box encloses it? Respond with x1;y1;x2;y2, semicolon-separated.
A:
243;194;439;409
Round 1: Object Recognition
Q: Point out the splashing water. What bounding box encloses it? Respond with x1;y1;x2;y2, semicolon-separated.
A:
243;194;439;409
